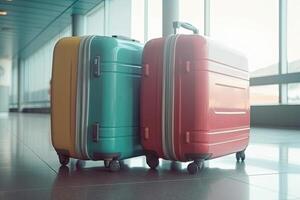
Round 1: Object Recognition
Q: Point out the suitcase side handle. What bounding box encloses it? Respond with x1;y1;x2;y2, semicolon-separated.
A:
92;122;100;143
173;21;199;34
112;35;140;43
92;56;101;77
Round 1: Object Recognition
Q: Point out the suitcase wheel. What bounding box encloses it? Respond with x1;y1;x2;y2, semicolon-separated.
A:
146;155;159;170
104;160;110;168
58;154;70;166
109;160;121;172
236;151;246;162
187;160;204;175
76;160;86;169
195;160;204;169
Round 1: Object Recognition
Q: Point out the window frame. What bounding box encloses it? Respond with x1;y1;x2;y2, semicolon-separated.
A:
204;0;300;105
249;0;300;105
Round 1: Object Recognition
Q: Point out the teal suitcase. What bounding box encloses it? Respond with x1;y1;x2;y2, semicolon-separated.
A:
51;35;143;171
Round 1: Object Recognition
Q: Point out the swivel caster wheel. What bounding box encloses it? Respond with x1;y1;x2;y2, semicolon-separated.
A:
146;154;159;170
76;160;86;169
195;160;204;170
109;160;121;172
236;151;246;162
58;154;70;166
187;162;199;174
104;160;110;168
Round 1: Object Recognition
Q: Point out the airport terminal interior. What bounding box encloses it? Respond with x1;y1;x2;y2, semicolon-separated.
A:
0;0;300;199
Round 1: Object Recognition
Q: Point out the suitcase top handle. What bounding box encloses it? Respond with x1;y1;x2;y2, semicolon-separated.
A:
173;21;199;35
112;35;140;43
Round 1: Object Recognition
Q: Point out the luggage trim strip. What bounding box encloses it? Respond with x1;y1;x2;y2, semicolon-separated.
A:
214;111;247;115
75;36;95;160
162;34;180;161
196;69;249;81
75;36;87;158
80;36;88;158
195;137;249;146
81;36;89;158
168;35;179;161
82;36;95;159
208;127;250;135
161;36;169;160
205;58;248;73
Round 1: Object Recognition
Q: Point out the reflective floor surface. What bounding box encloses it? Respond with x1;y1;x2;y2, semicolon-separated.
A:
0;113;300;200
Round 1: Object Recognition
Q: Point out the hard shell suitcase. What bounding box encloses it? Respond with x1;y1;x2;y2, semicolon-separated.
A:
51;35;143;171
140;22;250;174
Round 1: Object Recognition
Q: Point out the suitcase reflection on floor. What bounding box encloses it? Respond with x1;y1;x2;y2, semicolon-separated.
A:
51;159;249;200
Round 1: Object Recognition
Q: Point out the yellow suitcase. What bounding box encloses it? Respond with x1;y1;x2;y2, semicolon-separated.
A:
51;37;80;161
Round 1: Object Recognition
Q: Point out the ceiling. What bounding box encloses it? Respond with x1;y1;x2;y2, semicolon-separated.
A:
0;0;103;59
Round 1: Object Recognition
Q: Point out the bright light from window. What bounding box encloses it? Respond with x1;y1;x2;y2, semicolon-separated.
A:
131;0;145;42
147;0;162;40
179;0;204;34
86;4;105;35
288;0;300;73
250;85;279;105
210;0;279;77
288;83;300;104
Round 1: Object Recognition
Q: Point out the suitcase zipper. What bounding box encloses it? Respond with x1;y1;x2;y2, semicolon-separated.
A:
82;36;95;159
75;36;95;160
162;34;180;161
75;36;86;159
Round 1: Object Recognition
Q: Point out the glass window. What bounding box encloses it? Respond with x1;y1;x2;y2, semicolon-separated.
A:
289;148;300;165
147;0;162;40
179;0;204;35
10;59;18;107
288;83;300;104
287;0;300;73
131;0;145;43
210;0;279;77
86;4;105;35
107;0;132;37
20;26;71;106
250;85;279;105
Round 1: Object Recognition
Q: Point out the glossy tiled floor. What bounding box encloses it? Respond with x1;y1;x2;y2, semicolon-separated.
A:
0;113;300;200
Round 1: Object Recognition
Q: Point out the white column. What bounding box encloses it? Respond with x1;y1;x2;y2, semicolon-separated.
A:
0;58;12;113
144;0;149;42
204;0;210;36
17;58;22;112
279;0;288;104
72;14;86;36
163;0;179;37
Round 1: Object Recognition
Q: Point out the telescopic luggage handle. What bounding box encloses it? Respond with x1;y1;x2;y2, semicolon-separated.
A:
173;21;199;34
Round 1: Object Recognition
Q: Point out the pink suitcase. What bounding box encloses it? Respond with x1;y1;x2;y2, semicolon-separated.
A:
140;22;250;174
